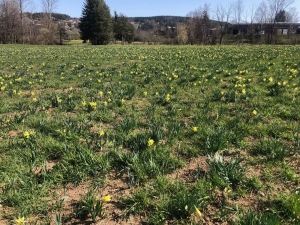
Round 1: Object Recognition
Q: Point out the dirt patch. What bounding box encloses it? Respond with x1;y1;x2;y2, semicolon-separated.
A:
95;173;140;224
53;171;141;225
167;155;208;182
34;160;58;174
7;130;21;139
0;204;13;225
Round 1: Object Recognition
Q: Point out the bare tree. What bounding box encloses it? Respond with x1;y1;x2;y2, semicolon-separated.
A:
176;23;188;44
286;7;299;23
14;0;31;43
186;11;197;44
232;0;245;43
27;0;37;43
246;3;258;43
267;0;294;43
186;4;211;45
286;7;299;40
255;1;269;43
214;3;231;44
232;0;244;25
201;4;211;45
0;0;20;43
40;0;58;29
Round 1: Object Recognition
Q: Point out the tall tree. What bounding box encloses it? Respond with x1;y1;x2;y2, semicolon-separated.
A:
176;23;188;44
15;0;31;44
286;7;299;39
255;1;269;43
113;11;134;44
79;0;111;45
232;0;244;26
275;9;287;21
40;0;58;29
0;0;19;43
232;0;245;43
214;3;231;45
267;0;294;43
186;4;211;45
57;22;67;44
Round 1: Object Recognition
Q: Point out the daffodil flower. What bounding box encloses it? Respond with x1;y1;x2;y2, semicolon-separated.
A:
194;205;202;217
15;217;27;225
148;139;154;146
101;195;111;202
99;130;105;137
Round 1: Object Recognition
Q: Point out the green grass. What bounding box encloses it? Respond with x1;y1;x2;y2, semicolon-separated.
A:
0;44;299;224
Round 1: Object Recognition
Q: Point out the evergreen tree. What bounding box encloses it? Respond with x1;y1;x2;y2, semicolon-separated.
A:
113;12;135;44
275;10;287;22
79;0;111;45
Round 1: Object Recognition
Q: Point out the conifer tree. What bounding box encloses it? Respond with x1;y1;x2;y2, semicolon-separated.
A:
113;12;135;44
79;0;111;45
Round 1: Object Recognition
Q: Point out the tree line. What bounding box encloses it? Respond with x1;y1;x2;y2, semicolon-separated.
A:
0;0;66;44
0;0;134;45
79;0;134;45
79;0;299;45
0;0;299;45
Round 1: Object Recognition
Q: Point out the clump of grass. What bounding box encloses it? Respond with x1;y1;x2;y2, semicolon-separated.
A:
124;177;210;224
75;188;110;222
235;210;281;225
207;152;245;190
251;137;289;162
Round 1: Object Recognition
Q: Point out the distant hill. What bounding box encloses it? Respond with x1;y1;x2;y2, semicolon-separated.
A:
27;12;72;21
129;16;187;23
129;16;187;28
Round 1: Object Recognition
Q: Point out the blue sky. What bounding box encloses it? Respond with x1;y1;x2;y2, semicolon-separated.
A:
33;0;300;21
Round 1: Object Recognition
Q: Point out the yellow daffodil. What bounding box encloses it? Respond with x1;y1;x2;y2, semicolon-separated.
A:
101;195;111;202
57;97;62;103
148;139;154;146
23;131;30;138
89;102;97;110
165;94;170;102
223;187;232;196
194;205;202;217
99;130;105;137
15;217;27;225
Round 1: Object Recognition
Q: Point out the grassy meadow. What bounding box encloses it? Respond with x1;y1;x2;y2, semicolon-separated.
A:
0;44;300;224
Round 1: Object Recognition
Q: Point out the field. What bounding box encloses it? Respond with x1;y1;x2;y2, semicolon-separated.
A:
0;44;300;225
